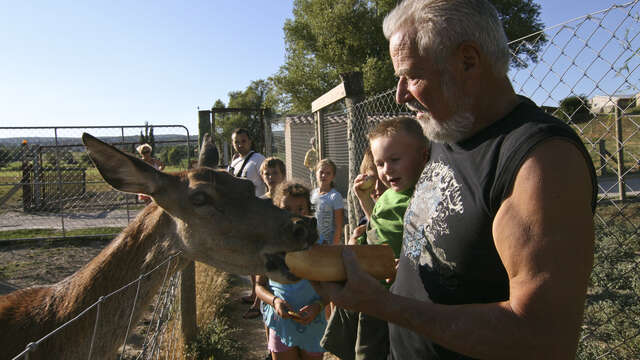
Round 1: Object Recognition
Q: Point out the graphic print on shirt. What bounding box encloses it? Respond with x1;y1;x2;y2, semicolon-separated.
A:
403;161;464;275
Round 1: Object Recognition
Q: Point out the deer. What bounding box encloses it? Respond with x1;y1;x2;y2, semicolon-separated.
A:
0;133;317;359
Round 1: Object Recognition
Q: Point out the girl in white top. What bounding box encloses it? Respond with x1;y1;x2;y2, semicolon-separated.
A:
310;159;344;245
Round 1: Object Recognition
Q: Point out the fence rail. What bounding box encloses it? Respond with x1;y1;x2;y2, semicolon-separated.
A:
0;125;194;242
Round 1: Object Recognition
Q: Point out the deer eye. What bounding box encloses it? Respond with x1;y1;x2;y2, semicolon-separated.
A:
190;192;210;206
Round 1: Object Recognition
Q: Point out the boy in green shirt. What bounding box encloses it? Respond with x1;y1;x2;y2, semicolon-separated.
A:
322;116;429;360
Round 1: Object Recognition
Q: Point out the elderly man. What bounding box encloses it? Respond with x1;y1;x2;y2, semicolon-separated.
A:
312;0;597;359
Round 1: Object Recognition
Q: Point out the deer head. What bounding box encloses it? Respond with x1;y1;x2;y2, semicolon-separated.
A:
82;133;316;283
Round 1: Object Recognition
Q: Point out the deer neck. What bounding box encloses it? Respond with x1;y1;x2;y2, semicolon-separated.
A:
62;205;183;305
50;204;187;358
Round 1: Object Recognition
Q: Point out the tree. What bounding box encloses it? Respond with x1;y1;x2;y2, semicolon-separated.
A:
139;121;156;154
167;145;188;166
216;80;278;154
274;0;546;112
557;95;591;124
0;147;10;168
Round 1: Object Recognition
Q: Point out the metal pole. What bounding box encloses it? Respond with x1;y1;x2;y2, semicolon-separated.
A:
180;261;197;347
55;128;66;238
342;72;366;240
263;109;272;157
615;105;626;201
122;127;132;222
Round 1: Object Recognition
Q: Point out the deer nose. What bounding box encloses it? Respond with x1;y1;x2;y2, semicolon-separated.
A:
292;216;318;246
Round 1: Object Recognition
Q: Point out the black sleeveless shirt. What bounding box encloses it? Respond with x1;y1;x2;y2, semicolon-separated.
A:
388;97;597;359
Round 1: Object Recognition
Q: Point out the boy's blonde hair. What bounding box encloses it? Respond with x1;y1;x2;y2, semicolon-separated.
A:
367;117;428;147
272;181;311;211
260;157;286;177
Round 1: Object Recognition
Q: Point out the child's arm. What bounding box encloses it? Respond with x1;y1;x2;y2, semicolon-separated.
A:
255;275;292;319
353;174;375;220
332;208;344;245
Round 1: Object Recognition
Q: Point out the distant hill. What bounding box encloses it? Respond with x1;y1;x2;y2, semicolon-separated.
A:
0;134;198;147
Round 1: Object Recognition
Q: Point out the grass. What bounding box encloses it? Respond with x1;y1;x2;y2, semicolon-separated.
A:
578;200;640;359
182;263;242;360
0;261;31;280
572;115;640;175
0;226;123;242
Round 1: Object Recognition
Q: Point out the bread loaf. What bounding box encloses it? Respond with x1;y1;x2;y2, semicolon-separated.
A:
359;175;375;190
284;245;395;282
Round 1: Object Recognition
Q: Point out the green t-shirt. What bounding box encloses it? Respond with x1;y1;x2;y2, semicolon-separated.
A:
357;187;414;258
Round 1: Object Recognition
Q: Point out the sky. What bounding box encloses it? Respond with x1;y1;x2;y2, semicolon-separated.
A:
0;0;629;137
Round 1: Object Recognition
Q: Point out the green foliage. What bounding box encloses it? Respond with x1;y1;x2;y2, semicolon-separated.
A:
215;80;278;154
578;201;640;359
139;121;156;154
274;0;546;113
167;145;189;166
558;95;591;123
184;317;242;360
626;106;640;115
0;147;11;168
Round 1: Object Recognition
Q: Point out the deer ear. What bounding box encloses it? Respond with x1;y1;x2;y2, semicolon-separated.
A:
198;133;219;168
82;133;171;195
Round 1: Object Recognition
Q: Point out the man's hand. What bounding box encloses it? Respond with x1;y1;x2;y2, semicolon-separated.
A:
311;247;388;313
293;302;323;325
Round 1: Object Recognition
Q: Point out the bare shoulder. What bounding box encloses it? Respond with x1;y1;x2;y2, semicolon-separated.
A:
492;138;595;354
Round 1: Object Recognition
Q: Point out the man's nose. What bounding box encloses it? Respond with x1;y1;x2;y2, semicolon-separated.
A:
395;77;411;104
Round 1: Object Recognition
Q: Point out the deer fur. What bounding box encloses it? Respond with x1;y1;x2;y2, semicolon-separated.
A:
0;134;316;359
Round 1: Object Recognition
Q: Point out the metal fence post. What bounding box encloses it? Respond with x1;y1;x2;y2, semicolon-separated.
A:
54;128;66;237
180;261;197;346
342;72;365;238
615;104;626;201
264;110;272;157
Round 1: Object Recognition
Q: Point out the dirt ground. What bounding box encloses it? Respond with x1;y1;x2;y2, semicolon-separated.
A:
0;240;339;360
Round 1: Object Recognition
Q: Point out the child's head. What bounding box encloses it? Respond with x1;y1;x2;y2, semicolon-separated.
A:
367;117;429;192
260;157;286;193
315;158;337;189
273;181;311;217
360;149;388;201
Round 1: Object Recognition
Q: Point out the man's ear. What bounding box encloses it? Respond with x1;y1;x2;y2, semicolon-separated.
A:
454;41;481;73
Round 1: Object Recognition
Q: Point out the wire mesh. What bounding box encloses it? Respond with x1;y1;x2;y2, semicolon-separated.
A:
10;255;183;360
0;125;194;242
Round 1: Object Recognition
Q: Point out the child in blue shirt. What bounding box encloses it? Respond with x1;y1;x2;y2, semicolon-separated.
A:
256;181;327;360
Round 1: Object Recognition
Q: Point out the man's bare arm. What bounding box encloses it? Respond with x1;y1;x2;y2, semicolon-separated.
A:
313;139;595;359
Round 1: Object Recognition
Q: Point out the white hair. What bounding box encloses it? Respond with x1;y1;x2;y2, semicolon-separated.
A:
383;0;510;76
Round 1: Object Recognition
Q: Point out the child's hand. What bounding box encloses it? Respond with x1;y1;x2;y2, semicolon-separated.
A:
353;174;374;199
292;302;323;325
348;224;367;245
273;297;293;319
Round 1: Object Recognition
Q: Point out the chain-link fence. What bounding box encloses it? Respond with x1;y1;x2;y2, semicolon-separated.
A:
0;125;194;242
284;1;640;358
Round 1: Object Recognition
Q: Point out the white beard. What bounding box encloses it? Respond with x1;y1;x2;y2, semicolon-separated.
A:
417;111;474;144
407;71;475;144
